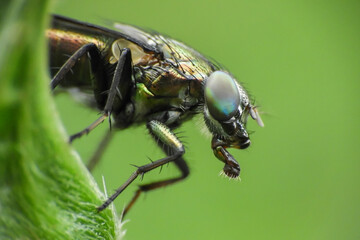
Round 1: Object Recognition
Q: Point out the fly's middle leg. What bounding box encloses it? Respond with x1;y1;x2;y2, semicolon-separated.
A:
97;120;187;213
87;129;114;171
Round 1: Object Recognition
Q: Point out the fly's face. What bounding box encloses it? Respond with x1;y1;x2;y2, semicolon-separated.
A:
204;71;264;178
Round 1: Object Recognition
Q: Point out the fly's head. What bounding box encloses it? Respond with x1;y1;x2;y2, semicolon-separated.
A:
203;71;264;179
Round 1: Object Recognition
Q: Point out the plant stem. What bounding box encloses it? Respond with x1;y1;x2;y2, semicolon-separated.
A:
0;1;122;239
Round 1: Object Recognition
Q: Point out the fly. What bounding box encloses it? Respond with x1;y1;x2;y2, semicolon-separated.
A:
48;15;264;217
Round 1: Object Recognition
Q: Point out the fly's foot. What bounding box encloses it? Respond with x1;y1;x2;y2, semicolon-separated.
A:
222;163;240;179
68;114;108;143
69;130;88;143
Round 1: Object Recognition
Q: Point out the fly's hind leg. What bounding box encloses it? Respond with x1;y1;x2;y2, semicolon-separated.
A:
50;43;106;142
50;43;99;90
69;48;132;142
51;45;133;143
97;120;188;214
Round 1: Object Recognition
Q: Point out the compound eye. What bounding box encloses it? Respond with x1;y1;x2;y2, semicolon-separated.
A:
205;71;240;121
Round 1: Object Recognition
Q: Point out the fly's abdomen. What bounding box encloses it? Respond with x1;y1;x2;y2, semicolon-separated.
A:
47;15;121;110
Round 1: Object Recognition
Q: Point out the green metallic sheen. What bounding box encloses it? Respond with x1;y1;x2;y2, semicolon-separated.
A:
48;15;219;127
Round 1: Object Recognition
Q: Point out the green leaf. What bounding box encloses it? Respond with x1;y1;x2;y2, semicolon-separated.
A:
0;1;123;239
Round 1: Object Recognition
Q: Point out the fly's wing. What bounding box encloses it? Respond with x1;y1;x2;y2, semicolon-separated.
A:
112;23;160;50
112;22;217;81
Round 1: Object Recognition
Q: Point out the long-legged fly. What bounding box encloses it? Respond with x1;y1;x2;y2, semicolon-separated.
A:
47;15;264;217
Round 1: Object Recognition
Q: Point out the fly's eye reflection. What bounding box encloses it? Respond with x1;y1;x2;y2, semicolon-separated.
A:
204;71;241;122
48;15;263;219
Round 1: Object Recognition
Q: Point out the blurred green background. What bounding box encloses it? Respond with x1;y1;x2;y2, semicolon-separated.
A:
52;0;359;239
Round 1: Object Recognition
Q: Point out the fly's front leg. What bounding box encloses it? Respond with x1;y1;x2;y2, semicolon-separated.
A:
122;143;189;218
212;137;240;179
68;48;132;142
97;120;185;212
